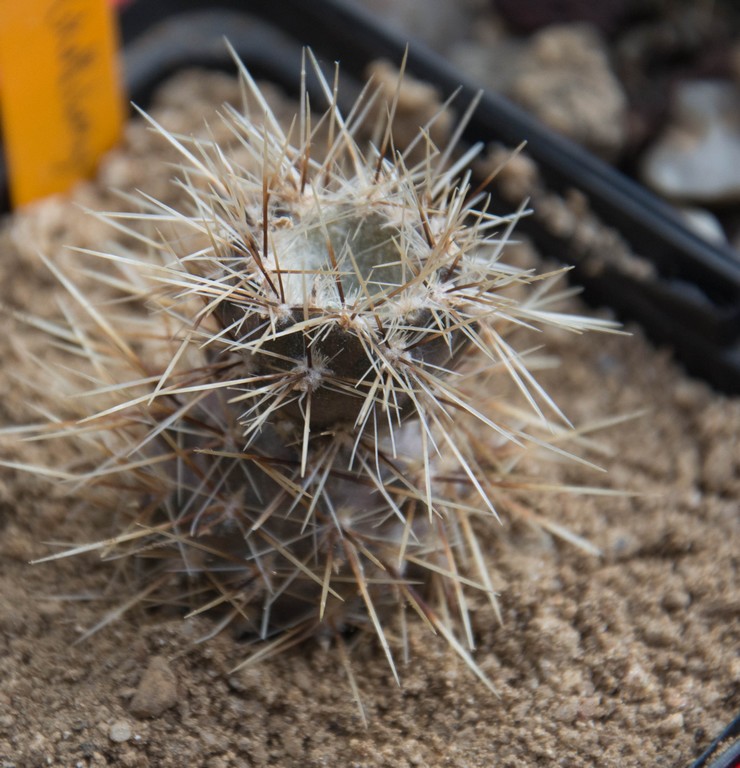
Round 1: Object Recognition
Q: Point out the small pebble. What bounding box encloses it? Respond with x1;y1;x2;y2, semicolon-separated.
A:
508;25;627;159
680;207;727;245
642;80;740;204
129;656;179;718
662;590;691;612
657;712;685;736
109;720;132;743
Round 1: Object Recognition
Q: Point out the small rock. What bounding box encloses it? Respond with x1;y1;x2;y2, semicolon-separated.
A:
680;207;727;245
622;661;657;702
552;699;579;723
662;590;691;612
642;80;740;204
508;24;628;159
730;656;740;683
477;146;539;203
657;712;685;736
129;656;179;718
108;720;132;743
701;440;737;494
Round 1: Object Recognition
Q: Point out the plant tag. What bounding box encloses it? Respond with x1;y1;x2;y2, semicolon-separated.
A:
0;0;124;207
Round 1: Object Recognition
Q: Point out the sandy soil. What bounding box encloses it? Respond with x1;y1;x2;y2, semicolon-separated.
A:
0;69;738;768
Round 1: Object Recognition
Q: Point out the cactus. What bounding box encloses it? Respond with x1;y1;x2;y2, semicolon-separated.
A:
1;50;616;713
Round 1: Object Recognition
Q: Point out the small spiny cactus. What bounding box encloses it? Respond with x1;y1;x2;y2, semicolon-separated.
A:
1;49;617;713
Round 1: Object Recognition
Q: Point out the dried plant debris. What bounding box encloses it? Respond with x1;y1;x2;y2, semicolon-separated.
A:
0;50;620;715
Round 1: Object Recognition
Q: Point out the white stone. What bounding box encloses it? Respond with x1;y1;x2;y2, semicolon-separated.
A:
642;80;740;204
108;721;132;743
680;207;727;244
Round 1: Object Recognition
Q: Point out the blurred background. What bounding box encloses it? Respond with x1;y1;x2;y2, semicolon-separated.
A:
346;0;740;252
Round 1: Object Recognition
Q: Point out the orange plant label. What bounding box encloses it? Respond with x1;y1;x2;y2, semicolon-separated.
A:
0;0;124;207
